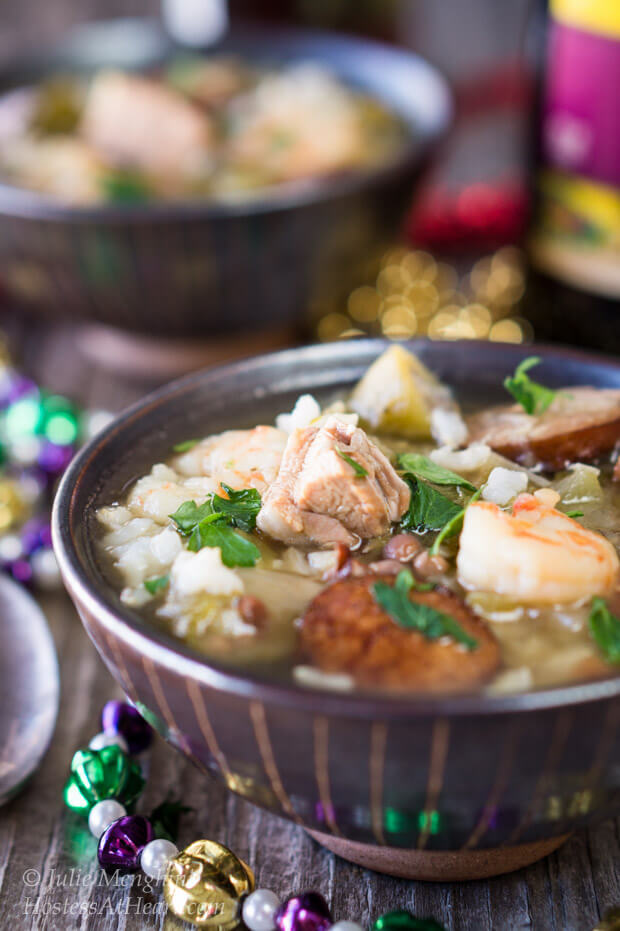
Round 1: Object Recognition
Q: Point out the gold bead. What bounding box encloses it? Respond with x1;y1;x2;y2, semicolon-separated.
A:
592;909;620;931
163;839;255;929
0;480;26;531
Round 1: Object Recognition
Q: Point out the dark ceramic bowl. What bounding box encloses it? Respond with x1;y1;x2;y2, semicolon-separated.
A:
52;340;620;880
0;20;451;338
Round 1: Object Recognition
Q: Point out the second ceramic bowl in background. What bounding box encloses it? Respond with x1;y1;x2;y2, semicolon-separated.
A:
0;20;451;340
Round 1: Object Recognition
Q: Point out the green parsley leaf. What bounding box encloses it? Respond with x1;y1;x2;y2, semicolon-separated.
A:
101;170;151;204
588;597;620;664
503;356;556;415
372;570;477;651
144;575;169;595
398;453;477;492
394;567;433;593
170;499;217;535
210;483;262;532
430;488;483;556
188;521;261;567
149;796;193;842
400;477;462;534
566;510;584;519
170;489;262;567
173;439;200;453
336;449;369;479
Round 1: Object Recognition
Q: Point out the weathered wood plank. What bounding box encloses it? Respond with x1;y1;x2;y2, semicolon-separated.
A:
587;819;620;920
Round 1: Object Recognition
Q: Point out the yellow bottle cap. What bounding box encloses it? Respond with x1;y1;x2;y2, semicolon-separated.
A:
551;0;620;39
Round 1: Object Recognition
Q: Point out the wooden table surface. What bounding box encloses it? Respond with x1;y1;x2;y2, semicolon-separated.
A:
0;316;617;931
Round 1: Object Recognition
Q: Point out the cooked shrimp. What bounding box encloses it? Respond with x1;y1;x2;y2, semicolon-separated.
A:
457;493;619;604
174;426;288;493
130;427;287;522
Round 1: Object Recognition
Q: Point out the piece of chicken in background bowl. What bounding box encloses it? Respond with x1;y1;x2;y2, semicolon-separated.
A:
52;339;620;880
0;19;451;338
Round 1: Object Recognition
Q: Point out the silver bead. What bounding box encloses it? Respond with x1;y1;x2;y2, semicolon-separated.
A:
140;838;179;881
10;436;41;466
84;409;115;440
242;889;280;931
331;923;365;931
30;548;61;591
16;474;44;508
89;731;129;754
0;534;23;562
88;799;126;838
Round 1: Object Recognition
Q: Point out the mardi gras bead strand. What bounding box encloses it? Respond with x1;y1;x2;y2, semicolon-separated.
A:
0;357;114;589
64;701;446;931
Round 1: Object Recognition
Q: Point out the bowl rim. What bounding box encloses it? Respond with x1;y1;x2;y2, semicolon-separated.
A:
0;19;452;223
52;338;620;719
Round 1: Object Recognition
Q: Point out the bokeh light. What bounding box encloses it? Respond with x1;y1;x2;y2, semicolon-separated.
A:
316;245;528;345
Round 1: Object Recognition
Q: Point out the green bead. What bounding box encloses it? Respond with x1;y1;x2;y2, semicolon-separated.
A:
63;745;145;815
372;911;446;931
40;394;80;445
44;412;78;445
5;396;42;438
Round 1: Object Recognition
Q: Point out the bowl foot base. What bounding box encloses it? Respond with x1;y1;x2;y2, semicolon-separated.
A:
306;830;571;880
77;324;298;378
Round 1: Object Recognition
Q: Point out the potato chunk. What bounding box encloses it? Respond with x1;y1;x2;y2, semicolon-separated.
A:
348;346;457;440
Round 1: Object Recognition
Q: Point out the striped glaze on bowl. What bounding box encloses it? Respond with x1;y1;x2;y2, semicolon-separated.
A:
0;20;451;338
52;340;620;879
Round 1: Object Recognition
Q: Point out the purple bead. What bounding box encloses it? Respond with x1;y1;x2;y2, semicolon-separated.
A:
101;701;153;755
275;893;333;931
37;442;75;475
21;517;52;556
13;465;49;494
0;373;37;408
97;815;153;873
10;559;33;585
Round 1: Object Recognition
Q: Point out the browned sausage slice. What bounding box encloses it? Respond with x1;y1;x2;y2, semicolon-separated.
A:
299;576;500;693
467;387;620;469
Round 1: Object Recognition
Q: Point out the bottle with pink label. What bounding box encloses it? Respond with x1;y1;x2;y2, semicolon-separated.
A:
527;0;620;348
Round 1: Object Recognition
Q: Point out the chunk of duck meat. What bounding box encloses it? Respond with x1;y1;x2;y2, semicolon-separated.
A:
299;575;500;693
256;416;410;547
466;387;620;470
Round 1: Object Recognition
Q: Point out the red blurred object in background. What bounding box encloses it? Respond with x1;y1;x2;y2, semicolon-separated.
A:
408;181;529;252
407;59;533;253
